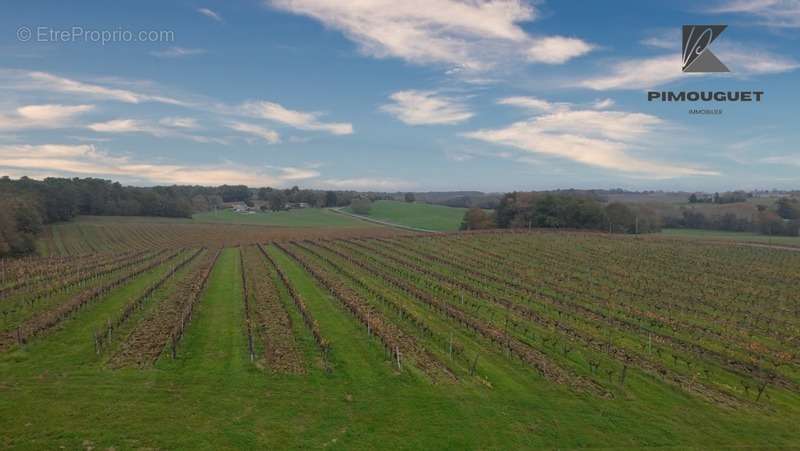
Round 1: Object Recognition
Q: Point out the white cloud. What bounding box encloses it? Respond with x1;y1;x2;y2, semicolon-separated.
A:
317;177;415;190
711;0;800;28
66;136;112;143
0;144;314;186
150;47;207;58
16;104;94;121
159;117;199;129
464;106;719;178
198;7;224;22
88;119;149;133
3;70;187;105
496;96;570;112
497;96;614;112
577;54;682;90
720;46;800;73
592;98;615;109
277;166;320;180
526;36;593;64
641;35;675;50
267;0;592;71
0;104;94;130
0;70;354;143
87;119;226;144
381;90;473;125
444;146;513;162
228;121;281;143
238;101;353;135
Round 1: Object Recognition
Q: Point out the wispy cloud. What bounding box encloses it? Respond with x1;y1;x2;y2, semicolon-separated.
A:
198;7;224;22
497;96;612;112
275;166;320;180
761;154;800;166
382;90;473;125
87;118;226;144
1;69;360;143
576;54;685;90
497;96;568;112
1;70;188;105
88;119;149;133
0;144;315;186
720;44;800;73
317;177;415;190
159;117;199;129
640;34;675;50
710;0;800;28
238;101;353;135
465;100;718;178
592;98;615;109
227;121;281;143
267;0;593;71
0;104;94;130
150;47;207;58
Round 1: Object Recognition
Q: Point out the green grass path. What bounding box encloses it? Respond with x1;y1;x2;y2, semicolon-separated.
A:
265;244;395;384
162;248;247;377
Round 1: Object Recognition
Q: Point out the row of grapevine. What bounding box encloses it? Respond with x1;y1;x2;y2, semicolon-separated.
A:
257;244;330;369
94;248;205;353
241;245;305;373
283;241;455;379
0;248;184;351
110;248;219;367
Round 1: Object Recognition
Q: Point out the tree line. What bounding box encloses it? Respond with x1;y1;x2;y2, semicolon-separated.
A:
460;192;661;234
461;191;800;237
0;177;202;256
666;197;800;237
253;186;360;211
0;177;370;257
688;191;751;204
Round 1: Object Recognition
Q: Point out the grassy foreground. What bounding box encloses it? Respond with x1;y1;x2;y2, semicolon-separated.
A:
345;200;466;231
2;244;799;449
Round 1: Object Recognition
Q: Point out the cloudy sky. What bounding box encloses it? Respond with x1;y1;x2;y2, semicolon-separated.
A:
1;0;799;191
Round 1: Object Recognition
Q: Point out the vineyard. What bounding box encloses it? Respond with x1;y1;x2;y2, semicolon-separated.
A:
35;219;401;256
1;229;799;449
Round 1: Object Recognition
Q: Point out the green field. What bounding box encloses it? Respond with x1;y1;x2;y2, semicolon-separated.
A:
194;208;373;228
6;220;800;449
4;239;799;449
344;201;466;231
660;228;800;246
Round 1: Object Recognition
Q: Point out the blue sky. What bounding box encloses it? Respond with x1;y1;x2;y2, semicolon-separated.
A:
1;0;799;192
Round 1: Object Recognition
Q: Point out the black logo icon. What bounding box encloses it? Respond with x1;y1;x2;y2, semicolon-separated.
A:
682;25;729;73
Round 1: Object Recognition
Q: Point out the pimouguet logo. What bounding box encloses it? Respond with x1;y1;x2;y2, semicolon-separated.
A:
682;25;729;73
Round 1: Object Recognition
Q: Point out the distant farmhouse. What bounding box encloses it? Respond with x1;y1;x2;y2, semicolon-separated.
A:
229;200;309;213
230;202;257;214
